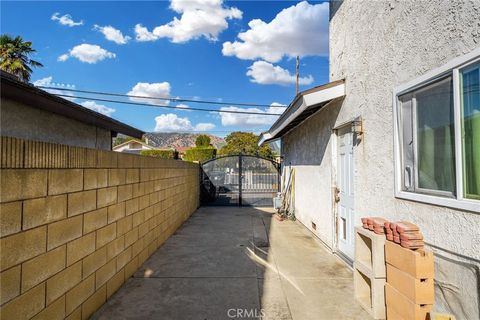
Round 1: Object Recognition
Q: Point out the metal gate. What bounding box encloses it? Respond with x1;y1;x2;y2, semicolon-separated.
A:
200;155;280;207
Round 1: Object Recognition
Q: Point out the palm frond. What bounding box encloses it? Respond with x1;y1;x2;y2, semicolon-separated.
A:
0;33;43;82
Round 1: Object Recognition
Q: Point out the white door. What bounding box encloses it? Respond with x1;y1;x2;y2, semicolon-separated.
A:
337;126;355;260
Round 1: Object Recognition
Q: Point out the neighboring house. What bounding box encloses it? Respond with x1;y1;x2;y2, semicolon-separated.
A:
176;146;192;159
0;71;143;150
260;1;479;318
113;139;158;154
175;146;192;154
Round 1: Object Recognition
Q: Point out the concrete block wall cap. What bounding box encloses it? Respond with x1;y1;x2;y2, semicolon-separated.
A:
355;225;387;241
400;232;424;241
396;221;420;233
400;240;425;249
371;217;387;225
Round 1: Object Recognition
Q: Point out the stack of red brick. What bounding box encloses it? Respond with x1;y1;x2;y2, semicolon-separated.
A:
361;217;424;250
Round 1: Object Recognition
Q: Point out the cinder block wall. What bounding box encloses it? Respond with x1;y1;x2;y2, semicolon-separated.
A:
0;136;200;320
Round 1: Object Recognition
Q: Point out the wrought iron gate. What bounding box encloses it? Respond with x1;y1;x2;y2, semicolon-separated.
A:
200;155;280;207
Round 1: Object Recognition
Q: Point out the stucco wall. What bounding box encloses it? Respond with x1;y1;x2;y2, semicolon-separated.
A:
1;99;112;150
282;1;480;318
282;101;341;248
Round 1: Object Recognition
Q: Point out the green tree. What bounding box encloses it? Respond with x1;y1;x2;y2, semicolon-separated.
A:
219;132;274;159
0;35;43;82
195;134;211;148
259;143;275;159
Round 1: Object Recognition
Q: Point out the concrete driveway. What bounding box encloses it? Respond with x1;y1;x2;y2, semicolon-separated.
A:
92;207;370;320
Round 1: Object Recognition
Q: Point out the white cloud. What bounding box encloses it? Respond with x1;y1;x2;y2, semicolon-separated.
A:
195;122;216;131
218;103;286;127
247;60;313;86
222;1;328;62
33;76;75;88
33;76;54;87
134;24;159;42
154;113;215;132
264;103;287;116
58;44;116;64
94;25;131;45
57;54;69;62
127;82;171;106
155;114;191;131
51;13;83;27
270;102;287;108
176;103;191;111
32;76;76;101
80;101;116;117
134;0;242;43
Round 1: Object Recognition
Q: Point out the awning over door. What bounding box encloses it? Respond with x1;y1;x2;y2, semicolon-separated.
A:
259;80;345;145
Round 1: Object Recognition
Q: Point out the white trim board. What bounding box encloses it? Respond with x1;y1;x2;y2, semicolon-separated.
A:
259;82;345;146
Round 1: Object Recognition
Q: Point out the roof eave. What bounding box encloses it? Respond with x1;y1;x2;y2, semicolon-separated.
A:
0;72;144;139
259;80;345;146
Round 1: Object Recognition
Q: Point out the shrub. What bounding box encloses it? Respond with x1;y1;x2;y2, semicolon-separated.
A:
140;149;178;159
184;147;216;162
195;134;211;148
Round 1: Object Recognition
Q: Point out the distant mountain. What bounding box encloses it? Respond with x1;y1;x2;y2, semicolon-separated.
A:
144;132;226;149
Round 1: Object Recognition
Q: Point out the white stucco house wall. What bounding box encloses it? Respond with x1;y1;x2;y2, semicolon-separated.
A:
260;1;480;318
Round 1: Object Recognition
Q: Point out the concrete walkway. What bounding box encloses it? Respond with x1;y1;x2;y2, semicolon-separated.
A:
92;207;370;320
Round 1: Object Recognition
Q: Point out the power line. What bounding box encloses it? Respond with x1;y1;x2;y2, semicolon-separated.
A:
53;94;283;116
39;86;288;108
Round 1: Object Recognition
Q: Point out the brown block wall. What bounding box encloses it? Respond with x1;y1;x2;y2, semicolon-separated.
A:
0;136;200;320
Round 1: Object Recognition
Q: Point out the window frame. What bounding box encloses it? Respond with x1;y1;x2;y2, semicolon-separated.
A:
460;62;480;201
393;48;480;213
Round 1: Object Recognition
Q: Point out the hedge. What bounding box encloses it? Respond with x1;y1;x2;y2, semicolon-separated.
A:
140;149;178;159
183;147;216;162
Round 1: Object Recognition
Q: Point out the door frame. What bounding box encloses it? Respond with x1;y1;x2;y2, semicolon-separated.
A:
332;120;357;264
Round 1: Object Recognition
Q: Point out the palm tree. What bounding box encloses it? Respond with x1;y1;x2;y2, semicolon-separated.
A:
0;34;43;82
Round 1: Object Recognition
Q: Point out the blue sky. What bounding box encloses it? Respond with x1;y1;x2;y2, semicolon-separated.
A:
1;1;329;136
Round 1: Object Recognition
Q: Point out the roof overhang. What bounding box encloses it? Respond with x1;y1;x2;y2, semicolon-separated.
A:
112;139;155;151
259;80;345;145
1;71;144;139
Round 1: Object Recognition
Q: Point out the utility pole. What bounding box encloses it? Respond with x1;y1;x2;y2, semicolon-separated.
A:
295;55;299;96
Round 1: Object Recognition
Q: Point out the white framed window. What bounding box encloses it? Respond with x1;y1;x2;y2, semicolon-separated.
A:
393;48;480;212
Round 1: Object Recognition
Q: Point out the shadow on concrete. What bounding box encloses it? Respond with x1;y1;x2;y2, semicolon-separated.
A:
91;207;369;320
